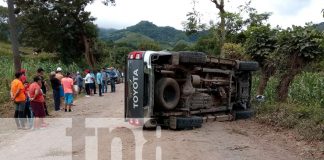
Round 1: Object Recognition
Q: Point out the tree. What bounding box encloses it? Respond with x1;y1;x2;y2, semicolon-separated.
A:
211;0;226;58
7;0;21;72
0;6;9;41
172;40;190;51
182;0;206;35
223;12;244;43
15;0;116;68
244;25;277;96
193;33;220;55
223;43;249;60
275;25;324;102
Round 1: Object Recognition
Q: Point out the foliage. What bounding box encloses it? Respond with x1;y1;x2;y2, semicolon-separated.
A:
138;41;161;51
0;57;80;106
223;12;244;43
14;0;115;66
244;24;277;66
276;25;324;62
0;6;8;41
172;40;191;51
182;0;206;35
253;72;324;140
115;32;155;48
222;43;249;60
0;41;12;56
100;21;208;49
106;21;190;44
192;33;220;55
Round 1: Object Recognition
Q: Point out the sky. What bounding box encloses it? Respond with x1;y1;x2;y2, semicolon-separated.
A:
1;0;323;30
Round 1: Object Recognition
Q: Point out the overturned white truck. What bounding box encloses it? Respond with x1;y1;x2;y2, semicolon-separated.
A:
125;51;258;129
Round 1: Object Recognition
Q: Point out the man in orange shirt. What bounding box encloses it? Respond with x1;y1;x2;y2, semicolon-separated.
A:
61;72;74;112
10;72;27;129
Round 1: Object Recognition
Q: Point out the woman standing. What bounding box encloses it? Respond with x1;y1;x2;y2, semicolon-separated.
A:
29;76;46;129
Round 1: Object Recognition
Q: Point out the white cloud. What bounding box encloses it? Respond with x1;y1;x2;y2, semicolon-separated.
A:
1;0;323;30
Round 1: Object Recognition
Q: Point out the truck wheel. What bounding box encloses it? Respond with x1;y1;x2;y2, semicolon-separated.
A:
155;78;180;110
234;110;255;120
179;51;207;64
238;61;259;71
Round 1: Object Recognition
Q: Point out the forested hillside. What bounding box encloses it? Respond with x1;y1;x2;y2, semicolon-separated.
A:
99;21;208;47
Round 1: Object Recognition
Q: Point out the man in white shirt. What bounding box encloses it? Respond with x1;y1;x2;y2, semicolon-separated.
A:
83;69;93;97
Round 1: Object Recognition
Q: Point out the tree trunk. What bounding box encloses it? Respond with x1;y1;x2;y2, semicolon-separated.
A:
219;5;226;58
276;55;304;102
257;65;275;95
212;0;226;58
7;0;21;73
82;34;95;69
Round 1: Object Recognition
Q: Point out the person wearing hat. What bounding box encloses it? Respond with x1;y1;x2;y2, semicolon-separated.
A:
83;69;93;97
55;67;64;81
55;67;64;109
50;71;61;111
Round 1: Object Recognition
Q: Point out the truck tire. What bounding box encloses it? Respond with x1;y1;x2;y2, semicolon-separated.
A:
238;61;259;71
170;116;203;130
234;110;255;120
179;51;207;64
155;78;180;110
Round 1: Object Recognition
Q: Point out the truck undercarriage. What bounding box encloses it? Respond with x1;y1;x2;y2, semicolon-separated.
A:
126;51;258;129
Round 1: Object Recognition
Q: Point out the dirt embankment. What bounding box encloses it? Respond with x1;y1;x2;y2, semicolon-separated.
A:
0;84;323;160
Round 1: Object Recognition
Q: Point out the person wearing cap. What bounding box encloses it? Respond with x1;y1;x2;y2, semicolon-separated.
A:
55;67;65;109
55;67;64;81
50;71;61;111
83;69;93;97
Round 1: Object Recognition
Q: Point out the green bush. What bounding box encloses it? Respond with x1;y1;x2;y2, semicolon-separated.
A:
253;72;324;140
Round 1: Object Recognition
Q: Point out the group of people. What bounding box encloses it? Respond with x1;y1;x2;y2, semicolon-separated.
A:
10;66;120;130
80;67;118;97
10;68;49;130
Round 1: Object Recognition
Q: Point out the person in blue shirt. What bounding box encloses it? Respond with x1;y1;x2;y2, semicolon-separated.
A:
108;67;117;92
101;68;108;93
90;71;96;94
96;69;103;96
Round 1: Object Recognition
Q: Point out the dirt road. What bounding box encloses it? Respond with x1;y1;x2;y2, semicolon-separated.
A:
0;84;322;160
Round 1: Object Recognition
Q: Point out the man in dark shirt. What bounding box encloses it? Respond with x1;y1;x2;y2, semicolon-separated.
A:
50;71;61;111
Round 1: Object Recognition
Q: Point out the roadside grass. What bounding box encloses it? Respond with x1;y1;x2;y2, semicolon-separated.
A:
252;72;324;141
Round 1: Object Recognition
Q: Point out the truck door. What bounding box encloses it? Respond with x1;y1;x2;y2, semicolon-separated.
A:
125;51;145;120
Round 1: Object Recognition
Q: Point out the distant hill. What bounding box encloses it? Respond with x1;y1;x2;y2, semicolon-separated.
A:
98;21;208;48
315;22;324;31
